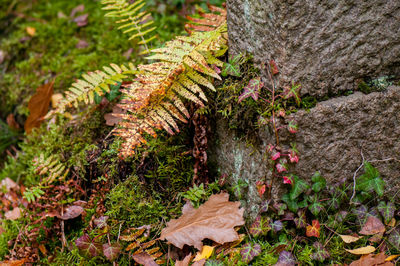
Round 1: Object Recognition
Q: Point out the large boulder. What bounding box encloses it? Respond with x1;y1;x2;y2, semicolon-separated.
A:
210;86;400;218
227;0;400;97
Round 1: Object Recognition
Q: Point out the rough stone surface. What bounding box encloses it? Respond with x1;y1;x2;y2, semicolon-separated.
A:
210;86;400;218
227;0;400;97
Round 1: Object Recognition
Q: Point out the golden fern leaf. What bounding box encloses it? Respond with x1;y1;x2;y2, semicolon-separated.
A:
185;4;227;34
52;63;136;115
114;6;228;159
33;154;69;184
101;0;156;53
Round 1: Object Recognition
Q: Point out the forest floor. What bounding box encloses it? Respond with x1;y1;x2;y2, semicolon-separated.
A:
0;1;400;265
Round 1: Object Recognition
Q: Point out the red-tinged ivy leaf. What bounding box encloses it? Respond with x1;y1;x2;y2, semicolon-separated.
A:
269;60;279;75
94;216;109;229
388;229;400;250
249;216;271;237
238;77;264;103
287;121;298;134
275;250;296;266
377;201;395;225
103;243;121;262
75;234;102;257
283;175;293;185
240;243;261;263
276;163;287;173
282;82;301;106
271;220;283;232
221;54;242;77
294;209;307;229
256;181;266;197
306;220;320;238
271;151;281;161
311;242;329;262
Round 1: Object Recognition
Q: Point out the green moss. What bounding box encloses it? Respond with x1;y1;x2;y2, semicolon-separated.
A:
0;220;20;259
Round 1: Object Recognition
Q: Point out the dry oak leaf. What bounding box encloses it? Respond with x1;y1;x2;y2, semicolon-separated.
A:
160;193;244;250
359;216;385;235
349;252;394;266
175;253;192;266
25;81;54;134
60;205;84;220
132;252;158;266
5;207;22;220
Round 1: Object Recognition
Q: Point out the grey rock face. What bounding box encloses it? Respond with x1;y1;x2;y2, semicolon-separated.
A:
211;86;400;218
227;0;400;97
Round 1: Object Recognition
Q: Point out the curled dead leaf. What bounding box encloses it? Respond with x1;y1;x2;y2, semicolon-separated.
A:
60;205;84;220
160;193;244;250
345;245;376;255
339;234;362;243
175;254;191;266
359;216;385;235
132;252;158;266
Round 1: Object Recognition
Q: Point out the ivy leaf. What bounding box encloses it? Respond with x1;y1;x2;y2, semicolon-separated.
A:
388;229;400;250
271;220;283;232
240;243;261;263
311;242;329;262
275;250;296;266
282;194;298;212
103;243;121;262
221;54;242;77
249;216;271;237
94;216;109;229
377;201;395;224
282;81;301;106
289;176;310;200
306;220;320;238
356;162;385;197
294;209;307;229
259;200;269;213
75;234;102;257
269;60;279;75
311;172;326;193
238;77;264;103
308;195;324;216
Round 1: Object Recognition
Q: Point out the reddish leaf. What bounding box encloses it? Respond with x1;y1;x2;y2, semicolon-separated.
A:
103;243;121;262
73;14;88;27
256;181;266;197
283;176;293;185
271;151;281;161
249;216;271;237
94;216;109;229
359;216;385;235
70;4;84;17
75;234;102;257
6;114;20;130
306;220;320;238
132;252;158;266
238;77;263;103
25;81;54;134
269;60;279;75
276;163;287;173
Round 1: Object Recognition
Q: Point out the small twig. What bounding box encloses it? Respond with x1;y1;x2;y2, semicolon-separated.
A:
349;149;365;204
117;222;123;243
244;225;252;242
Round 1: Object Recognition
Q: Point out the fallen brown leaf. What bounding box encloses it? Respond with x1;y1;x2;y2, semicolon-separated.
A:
175;253;191;266
73;14;88;27
70;4;84;17
160;193;244;250
132;252;158;266
349;252;394;266
192;259;206;266
0;258;27;266
60;205;84;220
369;232;384;243
339;234;362;243
1;177;19;191
26;26;36;36
25;81;54;134
5;207;22;220
104;106;125;126
360;216;385;235
345;246;376;255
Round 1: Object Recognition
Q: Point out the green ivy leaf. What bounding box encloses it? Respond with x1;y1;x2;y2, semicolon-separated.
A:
238;77;264;103
240;243;262;263
294;209;307;228
282;194;298;212
311;172;326;193
311;242;329;262
377;201;395;224
356;162;385;197
221;54;242;77
290;176;310;200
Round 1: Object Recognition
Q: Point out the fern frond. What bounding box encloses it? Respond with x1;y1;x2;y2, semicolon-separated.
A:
32;154;69;184
185;4;227;34
101;0;156;53
52;63;136;114
114;6;228;159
